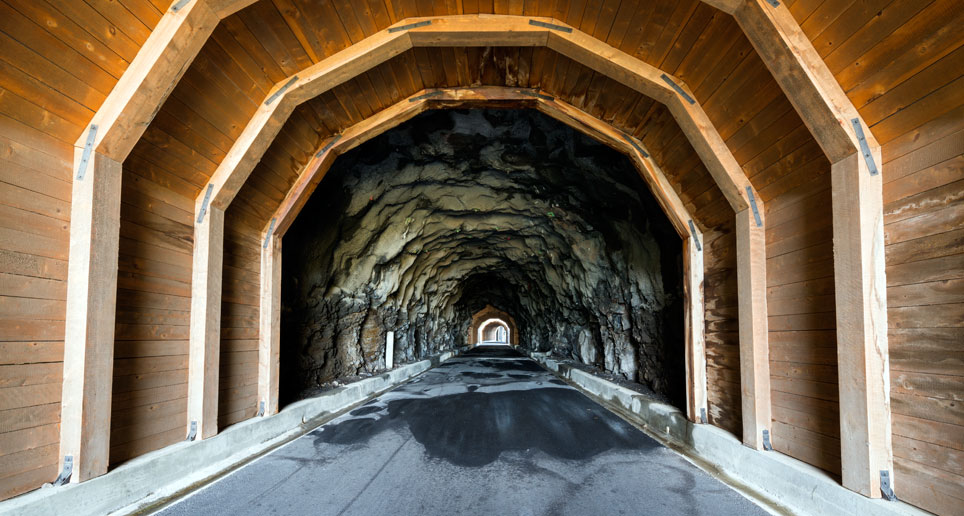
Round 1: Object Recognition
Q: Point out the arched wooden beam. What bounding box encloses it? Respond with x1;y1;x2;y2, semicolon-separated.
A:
60;0;256;483
704;0;892;498
203;15;754;213
257;87;707;423
189;15;766;448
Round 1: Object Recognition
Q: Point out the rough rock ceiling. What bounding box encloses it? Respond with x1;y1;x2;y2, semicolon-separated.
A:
280;109;686;407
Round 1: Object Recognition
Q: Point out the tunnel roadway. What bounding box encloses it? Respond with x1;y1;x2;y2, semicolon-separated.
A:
155;347;769;516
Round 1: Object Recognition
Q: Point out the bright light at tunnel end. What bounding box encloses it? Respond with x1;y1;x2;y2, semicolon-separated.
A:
477;318;511;346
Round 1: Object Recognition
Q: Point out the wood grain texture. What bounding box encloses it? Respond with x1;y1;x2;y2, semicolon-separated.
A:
783;0;963;508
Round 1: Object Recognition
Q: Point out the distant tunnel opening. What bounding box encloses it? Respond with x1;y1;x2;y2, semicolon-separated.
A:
480;320;508;344
280;109;686;410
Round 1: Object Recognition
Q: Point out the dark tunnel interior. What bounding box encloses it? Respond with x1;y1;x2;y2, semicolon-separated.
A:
280;109;687;410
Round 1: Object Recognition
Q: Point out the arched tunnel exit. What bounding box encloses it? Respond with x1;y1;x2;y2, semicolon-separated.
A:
278;108;687;411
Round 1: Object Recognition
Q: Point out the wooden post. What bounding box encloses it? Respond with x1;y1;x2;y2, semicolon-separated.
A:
60;150;122;482
57;0;220;484
257;231;281;417
187;205;223;439
737;208;771;449
730;0;892;495
683;234;708;423
832;148;892;497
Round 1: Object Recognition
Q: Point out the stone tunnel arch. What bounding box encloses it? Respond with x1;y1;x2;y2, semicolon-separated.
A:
481;321;508;344
478;319;509;344
468;305;519;347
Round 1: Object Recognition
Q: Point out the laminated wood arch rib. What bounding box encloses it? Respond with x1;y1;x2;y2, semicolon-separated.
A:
60;0;258;483
257;86;708;423
62;0;904;496
188;15;771;456
703;0;892;498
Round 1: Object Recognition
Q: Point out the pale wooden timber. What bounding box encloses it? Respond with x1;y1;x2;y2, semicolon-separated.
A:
206;0;259;19
659;77;769;446
831;149;892;497
737;208;771;450
262;87;707;423
257;234;281;417
683;236;708;424
729;0;891;496
187;207;223;440
59;0;261;480
60;151;122;483
59;0;218;481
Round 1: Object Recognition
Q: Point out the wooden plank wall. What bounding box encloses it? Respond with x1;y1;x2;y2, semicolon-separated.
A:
108;15;281;462
218;207;261;428
0;0;166;498
784;0;964;512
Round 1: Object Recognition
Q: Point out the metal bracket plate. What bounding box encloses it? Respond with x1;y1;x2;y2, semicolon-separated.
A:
851;118;879;176
623;134;649;158
76;125;98;180
388;20;431;33
171;0;192;12
688;220;702;252
746;186;763;227
518;89;555;101
266;76;299;106
264;75;298;106
880;470;897;501
186;420;198;441
660;74;695;105
257;400;266;417
52;455;73;486
699;407;707;424
529;19;572;33
762;429;773;451
263;218;276;249
316;134;342;158
409;90;445;102
196;184;214;224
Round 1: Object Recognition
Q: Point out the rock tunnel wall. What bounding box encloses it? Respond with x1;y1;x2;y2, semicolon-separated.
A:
281;109;685;407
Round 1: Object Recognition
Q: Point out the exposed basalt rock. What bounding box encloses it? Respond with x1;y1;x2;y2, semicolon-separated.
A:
281;109;685;408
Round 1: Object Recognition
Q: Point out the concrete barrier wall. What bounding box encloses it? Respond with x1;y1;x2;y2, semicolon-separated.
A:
0;352;454;516
530;354;928;516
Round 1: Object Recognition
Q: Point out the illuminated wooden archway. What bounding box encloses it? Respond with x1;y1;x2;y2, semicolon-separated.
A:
58;3;890;498
257;86;707;429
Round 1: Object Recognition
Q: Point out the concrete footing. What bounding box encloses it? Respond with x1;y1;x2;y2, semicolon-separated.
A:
530;353;928;516
0;352;454;516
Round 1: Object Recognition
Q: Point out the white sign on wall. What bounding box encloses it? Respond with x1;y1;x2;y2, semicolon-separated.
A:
386;331;394;369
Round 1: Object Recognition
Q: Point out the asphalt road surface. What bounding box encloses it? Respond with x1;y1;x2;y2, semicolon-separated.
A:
156;347;769;516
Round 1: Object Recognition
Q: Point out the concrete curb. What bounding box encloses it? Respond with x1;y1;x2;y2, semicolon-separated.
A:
530;354;929;516
0;351;455;516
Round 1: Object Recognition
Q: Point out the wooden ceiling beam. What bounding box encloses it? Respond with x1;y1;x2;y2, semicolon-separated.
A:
257;86;706;424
